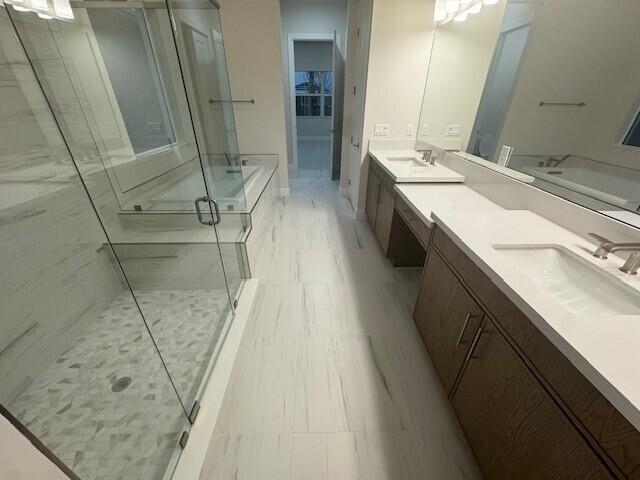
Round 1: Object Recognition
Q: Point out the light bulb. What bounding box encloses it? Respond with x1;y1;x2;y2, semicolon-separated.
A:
483;0;499;4
469;2;482;13
434;8;447;22
52;0;73;19
454;11;468;22
30;0;49;11
446;0;459;13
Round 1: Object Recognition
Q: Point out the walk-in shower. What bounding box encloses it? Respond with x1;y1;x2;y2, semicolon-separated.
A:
0;0;261;478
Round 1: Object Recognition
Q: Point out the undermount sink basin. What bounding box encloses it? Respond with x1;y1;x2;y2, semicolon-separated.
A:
493;244;640;316
387;157;428;169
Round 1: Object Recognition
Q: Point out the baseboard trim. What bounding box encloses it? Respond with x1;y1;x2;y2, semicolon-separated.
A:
171;279;258;480
280;187;290;197
356;209;367;221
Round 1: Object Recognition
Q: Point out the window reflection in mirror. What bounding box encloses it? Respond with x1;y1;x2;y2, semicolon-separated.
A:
88;9;176;155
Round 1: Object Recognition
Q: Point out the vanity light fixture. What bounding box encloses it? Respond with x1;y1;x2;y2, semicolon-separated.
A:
434;0;448;22
446;0;460;13
4;0;74;20
434;0;498;24
52;0;73;19
469;2;482;14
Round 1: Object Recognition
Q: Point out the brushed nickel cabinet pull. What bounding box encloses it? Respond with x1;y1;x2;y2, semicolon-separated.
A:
469;325;489;360
456;313;476;347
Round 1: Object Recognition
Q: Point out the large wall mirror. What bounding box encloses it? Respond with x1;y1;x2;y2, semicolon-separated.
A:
418;0;640;230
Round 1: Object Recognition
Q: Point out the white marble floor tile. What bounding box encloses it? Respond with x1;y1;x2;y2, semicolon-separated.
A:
203;180;481;479
201;432;426;480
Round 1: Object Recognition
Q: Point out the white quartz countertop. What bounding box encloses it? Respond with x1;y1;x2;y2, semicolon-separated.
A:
395;183;504;226
369;149;465;183
397;183;640;431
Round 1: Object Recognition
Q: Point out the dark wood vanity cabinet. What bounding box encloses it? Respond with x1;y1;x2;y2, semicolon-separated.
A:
414;226;640;479
365;159;396;254
414;251;482;392
452;316;612;479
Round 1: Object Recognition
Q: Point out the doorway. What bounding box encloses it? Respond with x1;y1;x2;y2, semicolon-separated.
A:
288;35;344;180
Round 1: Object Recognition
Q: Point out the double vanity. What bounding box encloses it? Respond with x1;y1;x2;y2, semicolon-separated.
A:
365;148;640;479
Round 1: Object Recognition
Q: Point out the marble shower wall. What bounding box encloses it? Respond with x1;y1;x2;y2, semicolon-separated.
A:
0;7;127;404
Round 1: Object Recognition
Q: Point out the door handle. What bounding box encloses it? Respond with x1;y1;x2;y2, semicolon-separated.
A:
195;196;222;226
455;313;480;347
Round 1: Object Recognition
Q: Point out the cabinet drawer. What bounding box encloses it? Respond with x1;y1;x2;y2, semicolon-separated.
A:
432;226;640;479
395;195;431;249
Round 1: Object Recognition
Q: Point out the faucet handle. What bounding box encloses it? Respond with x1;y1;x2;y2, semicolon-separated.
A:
588;233;614;259
620;253;640;275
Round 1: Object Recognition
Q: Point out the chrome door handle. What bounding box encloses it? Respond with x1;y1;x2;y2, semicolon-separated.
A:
456;313;479;347
195;196;221;226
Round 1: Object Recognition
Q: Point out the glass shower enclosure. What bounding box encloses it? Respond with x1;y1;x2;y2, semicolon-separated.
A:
0;0;245;478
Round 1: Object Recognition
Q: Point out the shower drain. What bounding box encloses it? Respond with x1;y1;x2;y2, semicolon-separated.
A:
111;376;132;393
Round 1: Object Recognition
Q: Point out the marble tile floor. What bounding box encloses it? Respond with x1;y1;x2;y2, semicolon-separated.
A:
200;179;483;479
9;289;230;480
291;140;332;179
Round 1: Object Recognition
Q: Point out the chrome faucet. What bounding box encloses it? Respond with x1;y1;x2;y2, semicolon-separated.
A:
545;154;571;168
417;149;436;165
621;253;640;275
589;233;640;274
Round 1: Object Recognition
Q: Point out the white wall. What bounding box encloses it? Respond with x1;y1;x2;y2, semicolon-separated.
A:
497;0;640;172
353;0;435;211
417;1;507;151
0;416;68;480
280;0;348;172
219;0;290;191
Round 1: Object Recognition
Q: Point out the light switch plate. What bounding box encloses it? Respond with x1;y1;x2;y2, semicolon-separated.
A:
374;124;390;136
446;125;462;136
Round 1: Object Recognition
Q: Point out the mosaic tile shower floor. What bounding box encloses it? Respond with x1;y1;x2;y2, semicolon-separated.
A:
9;289;231;480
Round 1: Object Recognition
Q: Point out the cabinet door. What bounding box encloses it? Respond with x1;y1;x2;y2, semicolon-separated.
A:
365;167;380;229
374;183;395;254
414;251;483;393
452;320;613;480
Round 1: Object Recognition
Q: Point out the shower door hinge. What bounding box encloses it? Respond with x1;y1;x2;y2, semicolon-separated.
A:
353;86;357;96
188;401;201;424
179;431;189;449
357;27;360;38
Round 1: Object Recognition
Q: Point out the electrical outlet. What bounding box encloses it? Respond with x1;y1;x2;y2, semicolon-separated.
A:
406;124;416;136
374;124;390;136
420;124;431;136
446;124;462;136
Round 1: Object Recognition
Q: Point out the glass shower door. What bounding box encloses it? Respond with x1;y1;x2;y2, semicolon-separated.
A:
6;0;239;428
0;6;189;480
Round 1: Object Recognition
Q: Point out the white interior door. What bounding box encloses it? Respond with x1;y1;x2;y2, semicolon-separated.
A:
184;24;231;155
